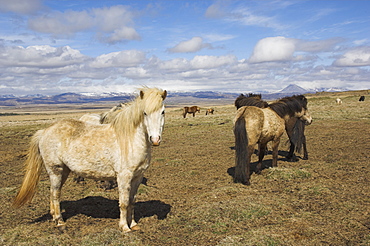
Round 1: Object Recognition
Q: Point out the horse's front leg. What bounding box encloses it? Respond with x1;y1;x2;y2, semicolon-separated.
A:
287;141;297;162
117;172;134;233
127;174;143;231
302;135;308;160
271;139;280;168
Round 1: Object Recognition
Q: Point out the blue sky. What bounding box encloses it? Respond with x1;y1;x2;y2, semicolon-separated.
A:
0;0;370;95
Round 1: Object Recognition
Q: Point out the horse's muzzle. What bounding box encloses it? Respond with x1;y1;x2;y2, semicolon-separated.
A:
150;136;161;146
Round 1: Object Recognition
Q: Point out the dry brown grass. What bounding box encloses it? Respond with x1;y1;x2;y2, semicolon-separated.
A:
0;91;369;245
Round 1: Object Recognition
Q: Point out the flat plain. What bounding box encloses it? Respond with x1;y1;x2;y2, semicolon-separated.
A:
0;91;369;245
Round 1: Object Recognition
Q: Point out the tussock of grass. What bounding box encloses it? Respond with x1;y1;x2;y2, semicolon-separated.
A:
265;167;311;180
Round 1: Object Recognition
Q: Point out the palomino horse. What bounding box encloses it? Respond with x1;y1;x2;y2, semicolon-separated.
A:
183;106;200;118
233;95;312;185
13;87;167;233
205;108;214;115
235;94;309;161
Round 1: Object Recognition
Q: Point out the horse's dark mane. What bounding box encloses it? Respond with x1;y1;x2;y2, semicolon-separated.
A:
269;95;308;118
235;93;268;109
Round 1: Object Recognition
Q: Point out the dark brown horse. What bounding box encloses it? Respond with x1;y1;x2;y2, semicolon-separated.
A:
234;94;309;161
234;93;268;109
205;108;214;115
233;95;312;185
183;106;200;118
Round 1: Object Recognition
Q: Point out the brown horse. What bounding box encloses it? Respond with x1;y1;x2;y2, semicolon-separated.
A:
233;95;312;185
205;108;214;115
183;106;200;118
234;94;309;161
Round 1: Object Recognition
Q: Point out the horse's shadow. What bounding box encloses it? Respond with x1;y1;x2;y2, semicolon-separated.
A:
33;197;171;223
228;146;289;178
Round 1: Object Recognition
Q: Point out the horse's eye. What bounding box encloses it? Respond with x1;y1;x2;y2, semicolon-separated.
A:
162;111;165;115
144;112;147;116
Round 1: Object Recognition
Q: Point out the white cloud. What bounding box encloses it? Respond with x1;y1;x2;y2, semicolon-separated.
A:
249;37;296;63
0;0;43;15
168;37;211;53
249;36;342;63
190;55;237;69
27;5;140;43
205;2;227;18
0;45;88;67
28;10;93;36
333;47;370;67
90;50;146;68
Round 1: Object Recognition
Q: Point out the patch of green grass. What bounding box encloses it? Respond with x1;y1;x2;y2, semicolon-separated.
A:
265;168;311;180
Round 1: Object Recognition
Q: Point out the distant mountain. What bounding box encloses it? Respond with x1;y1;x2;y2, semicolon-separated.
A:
279;84;312;94
0;85;350;107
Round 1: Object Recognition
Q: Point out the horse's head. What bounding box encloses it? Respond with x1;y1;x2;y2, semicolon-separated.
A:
141;88;167;146
298;107;312;125
295;95;312;125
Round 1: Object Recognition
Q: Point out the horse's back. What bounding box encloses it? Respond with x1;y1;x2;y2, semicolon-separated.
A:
235;106;285;143
38;119;119;179
261;108;285;138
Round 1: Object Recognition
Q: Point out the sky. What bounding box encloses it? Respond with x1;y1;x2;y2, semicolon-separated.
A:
0;0;370;95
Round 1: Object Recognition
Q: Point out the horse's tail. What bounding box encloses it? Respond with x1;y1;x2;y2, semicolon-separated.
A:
233;114;250;185
291;119;305;153
13;130;44;208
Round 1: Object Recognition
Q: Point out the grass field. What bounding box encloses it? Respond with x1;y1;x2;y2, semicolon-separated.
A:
0;91;369;245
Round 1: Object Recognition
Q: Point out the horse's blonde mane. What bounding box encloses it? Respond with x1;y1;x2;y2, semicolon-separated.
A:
111;87;166;158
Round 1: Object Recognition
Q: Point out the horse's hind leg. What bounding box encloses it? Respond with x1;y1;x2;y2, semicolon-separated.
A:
256;143;267;174
47;165;70;230
271;139;281;168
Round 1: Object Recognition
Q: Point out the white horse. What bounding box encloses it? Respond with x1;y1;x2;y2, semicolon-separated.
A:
336;98;342;105
13;87;167;233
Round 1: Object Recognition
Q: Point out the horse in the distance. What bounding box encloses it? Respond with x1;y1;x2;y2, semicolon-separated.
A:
233;95;312;185
183;106;200;118
336;98;342;105
359;96;365;101
235;94;309;161
206;108;214;115
13;87;167;233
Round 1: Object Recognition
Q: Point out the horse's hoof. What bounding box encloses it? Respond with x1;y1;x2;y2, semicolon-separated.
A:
131;225;141;231
57;224;66;233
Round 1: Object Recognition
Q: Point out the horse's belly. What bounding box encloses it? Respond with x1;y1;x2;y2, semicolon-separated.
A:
61;145;119;180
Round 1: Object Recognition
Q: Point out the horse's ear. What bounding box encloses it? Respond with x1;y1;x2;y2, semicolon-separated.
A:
162;90;167;100
140;90;144;99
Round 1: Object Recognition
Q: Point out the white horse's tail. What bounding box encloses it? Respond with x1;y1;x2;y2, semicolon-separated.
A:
13;130;44;208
